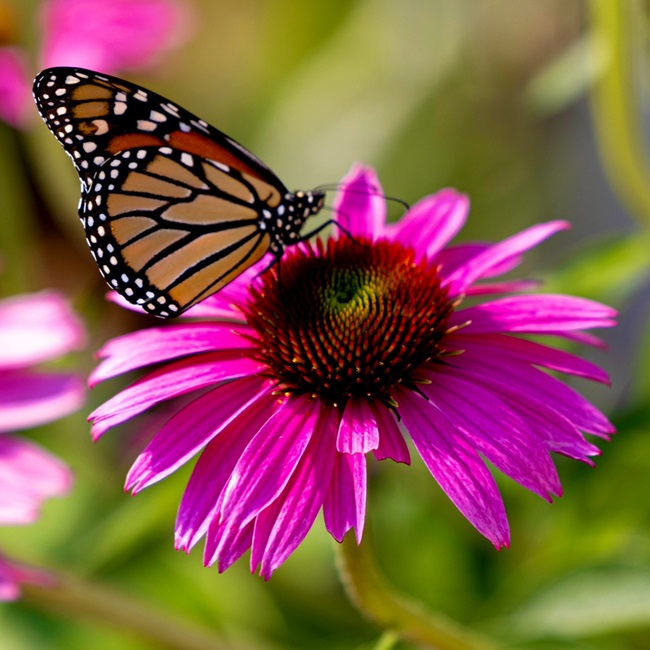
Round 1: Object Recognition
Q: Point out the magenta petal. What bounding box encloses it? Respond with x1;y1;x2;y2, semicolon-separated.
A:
466;279;542;296
323;451;367;544
452;354;614;437
371;402;410;463
204;519;254;571
449;365;601;463
453;294;617;334
219;396;321;525
420;368;561;500
337;398;379;453
552;330;609;348
444;221;570;295
0;371;84;433
251;407;339;578
90;323;254;385
387;190;469;259
0;435;72;525
175;389;280;551
449;333;610;384
333;164;386;238
396;387;510;548
89;353;263;439
126;376;270;493
434;243;522;279
0;291;85;368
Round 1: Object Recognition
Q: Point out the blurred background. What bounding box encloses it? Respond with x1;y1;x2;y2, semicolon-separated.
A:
1;0;649;648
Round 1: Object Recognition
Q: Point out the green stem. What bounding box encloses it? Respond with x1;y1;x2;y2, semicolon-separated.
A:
588;0;650;228
21;570;247;650
336;534;498;650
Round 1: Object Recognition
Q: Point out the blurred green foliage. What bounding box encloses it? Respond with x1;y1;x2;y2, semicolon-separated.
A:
1;1;649;649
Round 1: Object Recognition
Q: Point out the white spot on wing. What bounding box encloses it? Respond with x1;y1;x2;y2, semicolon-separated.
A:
136;120;157;132
92;119;109;135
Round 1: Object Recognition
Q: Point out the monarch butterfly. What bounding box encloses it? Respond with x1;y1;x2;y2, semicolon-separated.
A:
32;67;325;318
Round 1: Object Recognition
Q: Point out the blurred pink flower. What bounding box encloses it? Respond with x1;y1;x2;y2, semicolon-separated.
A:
0;0;191;128
0;434;72;526
0;553;57;601
90;166;616;578
0;290;84;600
40;0;191;71
0;48;31;128
0;291;85;431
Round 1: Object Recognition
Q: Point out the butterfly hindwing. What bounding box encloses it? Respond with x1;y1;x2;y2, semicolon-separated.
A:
83;146;272;317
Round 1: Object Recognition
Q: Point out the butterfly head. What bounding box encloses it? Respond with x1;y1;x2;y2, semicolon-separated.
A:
294;190;325;218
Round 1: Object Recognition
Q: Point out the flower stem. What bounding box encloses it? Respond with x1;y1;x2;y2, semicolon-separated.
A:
587;0;650;228
21;570;245;650
336;534;498;650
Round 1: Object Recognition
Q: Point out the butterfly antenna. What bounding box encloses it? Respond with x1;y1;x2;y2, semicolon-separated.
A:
313;184;411;212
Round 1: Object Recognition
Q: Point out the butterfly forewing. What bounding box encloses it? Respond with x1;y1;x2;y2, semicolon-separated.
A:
33;67;282;191
33;67;325;317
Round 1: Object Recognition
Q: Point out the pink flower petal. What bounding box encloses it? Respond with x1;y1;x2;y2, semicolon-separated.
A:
126;375;272;493
396;387;510;548
0;371;84;433
337;398;379;453
543;330;609;348
0;47;31;128
219;396;320;526
252;406;339;579
371;401;410;464
0;291;85;368
385;190;469;259
0;435;72;525
451;353;614;437
204;519;254;572
449;333;610;384
175;389;280;551
444;221;570;296
420;368;562;500
323;451;367;544
445;364;601;463
453;294;617;334
465;279;541;296
90;322;255;385
89;353;263;439
434;243;522;279
334;164;386;238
